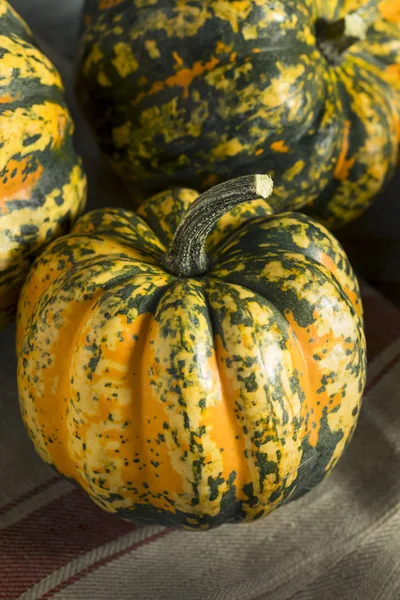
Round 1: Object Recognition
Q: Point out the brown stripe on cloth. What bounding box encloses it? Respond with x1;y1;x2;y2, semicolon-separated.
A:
0;477;60;519
0;489;135;599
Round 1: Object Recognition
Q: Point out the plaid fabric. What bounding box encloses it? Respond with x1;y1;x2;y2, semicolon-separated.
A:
1;281;400;600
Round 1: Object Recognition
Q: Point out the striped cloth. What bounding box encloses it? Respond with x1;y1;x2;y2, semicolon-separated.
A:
1;281;400;600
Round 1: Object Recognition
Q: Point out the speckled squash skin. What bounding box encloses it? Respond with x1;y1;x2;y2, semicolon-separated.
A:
76;0;400;228
17;177;366;530
0;0;87;328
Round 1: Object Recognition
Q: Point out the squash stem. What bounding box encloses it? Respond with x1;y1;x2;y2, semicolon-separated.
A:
316;14;367;65
162;174;273;278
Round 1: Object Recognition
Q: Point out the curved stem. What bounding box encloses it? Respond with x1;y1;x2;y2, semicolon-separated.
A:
162;174;273;278
316;14;367;65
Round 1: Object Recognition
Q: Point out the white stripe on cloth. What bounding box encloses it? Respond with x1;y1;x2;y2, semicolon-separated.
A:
0;479;72;530
0;475;60;516
17;526;166;600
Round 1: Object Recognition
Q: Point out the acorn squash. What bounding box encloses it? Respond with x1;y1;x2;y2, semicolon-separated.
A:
0;0;86;328
77;0;400;228
17;175;366;529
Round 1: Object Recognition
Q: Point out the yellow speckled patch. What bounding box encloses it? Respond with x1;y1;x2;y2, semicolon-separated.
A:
130;4;210;40
0;35;63;89
213;0;252;33
145;39;161;59
0;103;71;172
1;163;86;277
82;43;104;75
112;42;139;77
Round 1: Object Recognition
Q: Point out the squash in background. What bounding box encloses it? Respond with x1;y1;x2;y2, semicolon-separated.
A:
0;0;87;328
77;0;400;228
17;175;366;530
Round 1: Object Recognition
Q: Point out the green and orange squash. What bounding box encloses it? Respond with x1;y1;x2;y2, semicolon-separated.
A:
77;0;400;228
17;175;366;530
0;0;87;328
